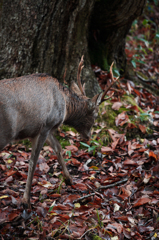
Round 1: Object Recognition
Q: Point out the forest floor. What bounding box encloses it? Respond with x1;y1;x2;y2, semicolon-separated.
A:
0;3;159;240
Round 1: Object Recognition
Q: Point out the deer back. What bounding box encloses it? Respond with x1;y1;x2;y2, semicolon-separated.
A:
0;73;66;143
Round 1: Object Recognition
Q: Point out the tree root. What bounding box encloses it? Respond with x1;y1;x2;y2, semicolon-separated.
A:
124;66;159;97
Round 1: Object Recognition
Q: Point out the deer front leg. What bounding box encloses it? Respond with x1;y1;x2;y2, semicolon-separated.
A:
22;131;48;208
47;133;72;185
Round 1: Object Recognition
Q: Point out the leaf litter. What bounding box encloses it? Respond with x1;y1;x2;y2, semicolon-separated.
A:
0;74;159;239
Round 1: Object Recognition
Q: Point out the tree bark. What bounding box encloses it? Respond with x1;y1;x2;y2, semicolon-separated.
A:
0;0;146;97
88;0;146;74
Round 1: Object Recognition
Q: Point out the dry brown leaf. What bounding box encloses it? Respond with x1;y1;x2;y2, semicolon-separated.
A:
112;102;123;110
133;197;151;207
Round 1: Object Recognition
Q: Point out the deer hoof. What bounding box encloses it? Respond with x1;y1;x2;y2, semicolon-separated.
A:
21;198;31;209
64;176;73;185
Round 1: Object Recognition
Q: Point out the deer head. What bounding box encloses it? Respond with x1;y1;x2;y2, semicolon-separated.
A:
69;56;119;140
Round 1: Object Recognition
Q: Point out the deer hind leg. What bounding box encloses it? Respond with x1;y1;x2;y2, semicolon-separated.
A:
46;132;72;185
0;129;13;151
22;130;49;208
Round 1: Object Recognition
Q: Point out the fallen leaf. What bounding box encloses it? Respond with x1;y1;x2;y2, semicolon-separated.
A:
153;121;159;127
115;112;129;126
72;183;88;191
65;145;78;152
128;142;134;156
133;197;151;207
6;159;13;164
74;203;81;208
5;176;13;183
123;159;137;166
139;124;146;133
66;131;76;136
39;162;50;173
149;151;158;161
0;195;9;199
101;146;113;153
6;170;17;176
8;212;19;221
127;81;133;94
111;222;123;233
112;102;123;110
39;181;52;188
114;203;120;212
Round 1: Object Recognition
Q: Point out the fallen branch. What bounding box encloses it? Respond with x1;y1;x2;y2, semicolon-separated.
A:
99;177;128;190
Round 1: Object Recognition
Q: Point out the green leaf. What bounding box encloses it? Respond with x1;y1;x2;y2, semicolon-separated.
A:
141;48;147;55
139;111;151;122
7;154;13;159
66;150;71;157
155;33;159;40
132;19;138;27
142;19;149;26
88;146;96;152
136;59;146;64
48;205;54;212
48;201;56;212
113;68;120;77
148;48;153;52
90;140;100;145
135;36;149;47
80;142;90;148
131;60;136;68
64;159;69;162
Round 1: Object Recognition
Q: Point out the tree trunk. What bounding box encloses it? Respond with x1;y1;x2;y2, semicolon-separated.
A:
0;0;146;97
88;0;146;74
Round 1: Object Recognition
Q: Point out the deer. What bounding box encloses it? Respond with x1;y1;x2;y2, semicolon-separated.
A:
0;56;118;208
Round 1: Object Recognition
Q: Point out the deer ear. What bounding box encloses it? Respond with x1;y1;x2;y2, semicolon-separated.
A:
91;92;103;106
70;81;83;96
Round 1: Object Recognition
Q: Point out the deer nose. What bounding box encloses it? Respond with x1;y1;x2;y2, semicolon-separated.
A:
80;133;90;141
84;131;91;141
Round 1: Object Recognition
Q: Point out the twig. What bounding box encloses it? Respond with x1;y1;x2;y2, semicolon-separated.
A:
73;178;128;203
99;177;128;190
73;193;95;203
78;227;96;239
85;183;104;200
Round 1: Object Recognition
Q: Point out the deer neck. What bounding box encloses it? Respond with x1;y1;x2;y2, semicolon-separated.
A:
64;94;88;128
